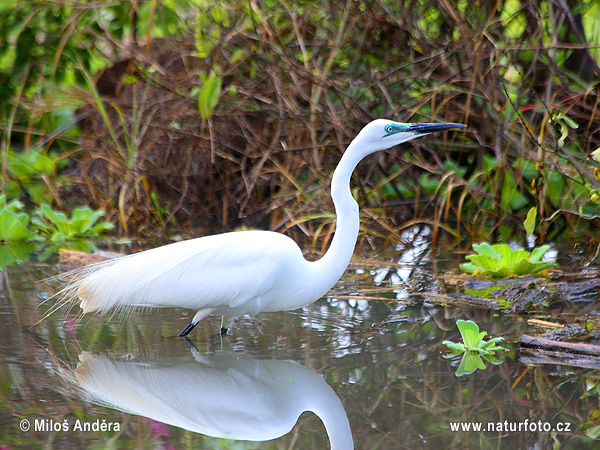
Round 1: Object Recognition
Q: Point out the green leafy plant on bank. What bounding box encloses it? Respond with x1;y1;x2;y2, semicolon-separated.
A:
442;320;507;377
32;204;114;242
0;197;35;243
460;242;556;278
0;198;114;267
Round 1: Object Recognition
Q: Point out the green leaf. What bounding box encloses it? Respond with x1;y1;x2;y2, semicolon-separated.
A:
480;337;505;349
524;207;536;237
482;353;504;365
459;262;480;274
480;267;514;279
0;209;35;242
32;204;114;242
472;242;500;261
442;341;466;353
456;320;481;348
529;244;550;263
0;242;35;268
197;71;222;119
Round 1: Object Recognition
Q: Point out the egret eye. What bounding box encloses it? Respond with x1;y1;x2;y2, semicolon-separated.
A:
386;125;394;133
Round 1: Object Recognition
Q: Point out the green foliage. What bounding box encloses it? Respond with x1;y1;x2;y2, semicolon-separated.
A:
4;148;63;203
460;243;556;278
0;195;36;267
0;196;115;266
2;0;600;239
0;242;36;268
194;71;222;120
32;204;114;242
443;320;507;355
0;0;190;110
442;320;507;377
523;207;537;237
0;202;35;243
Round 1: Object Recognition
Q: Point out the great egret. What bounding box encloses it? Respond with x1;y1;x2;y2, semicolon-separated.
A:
62;119;465;336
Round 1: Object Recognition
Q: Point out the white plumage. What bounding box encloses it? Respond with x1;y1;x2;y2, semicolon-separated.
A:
61;119;465;335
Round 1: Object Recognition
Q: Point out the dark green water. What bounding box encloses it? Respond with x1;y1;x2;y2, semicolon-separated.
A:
1;229;599;449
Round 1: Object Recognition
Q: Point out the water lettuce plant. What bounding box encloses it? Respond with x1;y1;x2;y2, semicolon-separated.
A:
460;243;555;278
443;320;507;377
32;204;114;242
0;198;35;243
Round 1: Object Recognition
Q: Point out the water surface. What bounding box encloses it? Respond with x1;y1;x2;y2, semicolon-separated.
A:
1;230;599;449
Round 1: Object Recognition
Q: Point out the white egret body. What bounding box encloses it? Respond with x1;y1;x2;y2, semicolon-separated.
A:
68;119;465;335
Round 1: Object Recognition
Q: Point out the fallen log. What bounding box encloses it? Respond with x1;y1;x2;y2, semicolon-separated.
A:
520;334;600;356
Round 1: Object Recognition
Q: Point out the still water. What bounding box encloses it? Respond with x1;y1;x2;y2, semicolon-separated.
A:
1;228;599;449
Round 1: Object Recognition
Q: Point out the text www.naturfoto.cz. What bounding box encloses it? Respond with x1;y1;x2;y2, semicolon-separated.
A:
449;420;571;433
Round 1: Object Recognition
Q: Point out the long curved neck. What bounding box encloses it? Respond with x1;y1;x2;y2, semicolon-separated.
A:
311;141;364;289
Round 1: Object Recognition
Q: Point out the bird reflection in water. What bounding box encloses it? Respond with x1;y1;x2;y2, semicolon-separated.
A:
62;338;353;449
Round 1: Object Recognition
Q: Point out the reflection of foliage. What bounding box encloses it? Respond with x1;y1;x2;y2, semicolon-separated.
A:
460;243;555;278
442;320;507;376
581;379;600;439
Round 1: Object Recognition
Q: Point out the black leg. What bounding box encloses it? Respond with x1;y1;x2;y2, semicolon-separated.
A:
220;327;228;335
179;321;198;337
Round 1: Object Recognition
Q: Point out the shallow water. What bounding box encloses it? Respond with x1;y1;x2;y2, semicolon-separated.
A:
1;229;600;449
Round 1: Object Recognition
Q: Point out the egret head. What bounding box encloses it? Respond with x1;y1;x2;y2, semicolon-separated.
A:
355;119;466;156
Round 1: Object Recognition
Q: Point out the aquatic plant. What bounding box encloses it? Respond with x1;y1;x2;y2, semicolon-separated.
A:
443;320;507;356
443;320;507;376
4;149;61;203
0;197;35;243
460;243;555;278
0;197;36;268
32;204;114;242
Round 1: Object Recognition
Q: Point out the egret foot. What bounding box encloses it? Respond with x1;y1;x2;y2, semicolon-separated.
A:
179;321;198;337
220;327;228;335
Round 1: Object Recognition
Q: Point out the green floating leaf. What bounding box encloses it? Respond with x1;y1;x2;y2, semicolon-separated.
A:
442;341;466;353
457;319;483;348
472;242;500;261
529;244;551;263
444;320;508;377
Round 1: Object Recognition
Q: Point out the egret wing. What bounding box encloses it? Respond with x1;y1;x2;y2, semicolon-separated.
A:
74;230;302;314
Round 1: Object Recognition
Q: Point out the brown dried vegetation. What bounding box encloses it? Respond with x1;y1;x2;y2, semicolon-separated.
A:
62;0;600;244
